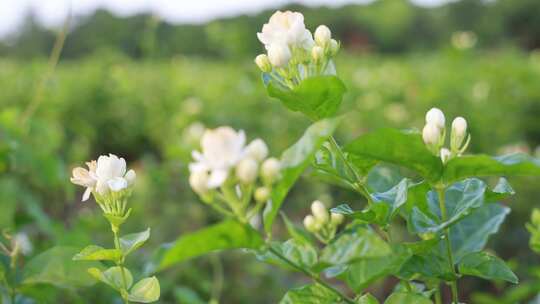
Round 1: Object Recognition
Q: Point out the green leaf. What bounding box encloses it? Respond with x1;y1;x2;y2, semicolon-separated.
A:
320;227;391;266
128;276;160;303
0;178;18;229
368;178;411;225
267;75;347;120
398;250;455;281
449;203;510;262
345;129;443;182
73;245;122;262
22;246;104;288
280;283;341;304
458;252;518;284
159;220;263;270
443;153;540;184
88;266;133;291
120;228;151;256
264;118;340;234
384;292;433;304
338;245;411;292
281;213;313;245
485;178;515;202
262;239;318;270
356;293;379;304
330;204;376;223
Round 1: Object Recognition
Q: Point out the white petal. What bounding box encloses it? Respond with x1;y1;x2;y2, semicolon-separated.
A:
125;169;136;185
108;177;128;192
207;169;228;189
82;187;92;201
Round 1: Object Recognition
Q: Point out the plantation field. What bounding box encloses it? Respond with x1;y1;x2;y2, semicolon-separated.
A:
2;48;540;303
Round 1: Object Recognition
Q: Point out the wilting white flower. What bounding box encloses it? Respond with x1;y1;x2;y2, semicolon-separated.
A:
440;148;452;164
236;158;259;184
422;123;442;147
70;160;97;201
311;200;329;224
311;45;324;62
314;25;331;47
95;154;136;195
13;233;33;256
330;212;344;226
425;107;446;129
254;186;270;203
303;215;318;232
254;54;272;73
246;139;269;162
257;10;314;50
261;157;281;184
190;127;247;189
267;43;292;67
189;170;209;194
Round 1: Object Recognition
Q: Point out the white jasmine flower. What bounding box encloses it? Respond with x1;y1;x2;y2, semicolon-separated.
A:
451;116;468;150
311;200;329;224
314;25;331;47
236;158;259;184
422;123;442;147
257;10;314;51
95;154;135;195
329;39;339;56
13;233;33;256
261;157;281;184
425;107;446;129
303;215;318;233
189;170;209;194
330;212;344;226
190;127;247;189
245;139;269;162
267;43;292;67
254;54;272;73
254;186;270;203
70;160;97;201
311;45;324;62
440;148;452;164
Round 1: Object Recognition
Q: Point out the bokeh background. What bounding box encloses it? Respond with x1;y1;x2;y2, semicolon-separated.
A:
1;0;540;303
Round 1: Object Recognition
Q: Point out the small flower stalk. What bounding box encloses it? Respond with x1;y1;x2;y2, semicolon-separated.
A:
255;11;340;89
422;107;470;164
71;154;160;304
303;201;344;243
189;126;281;222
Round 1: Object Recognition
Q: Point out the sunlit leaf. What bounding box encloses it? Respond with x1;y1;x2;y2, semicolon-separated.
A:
280;283;341;304
88;266;133;291
73;245;122;262
458;251;518;284
128;276;160;303
120;228;151;256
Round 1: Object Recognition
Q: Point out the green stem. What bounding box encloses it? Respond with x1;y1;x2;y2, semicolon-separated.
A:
434;286;442;304
436;187;459;303
268;247;354;304
112;226;130;304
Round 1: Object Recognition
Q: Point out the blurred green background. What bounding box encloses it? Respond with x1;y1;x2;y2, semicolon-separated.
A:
1;0;540;303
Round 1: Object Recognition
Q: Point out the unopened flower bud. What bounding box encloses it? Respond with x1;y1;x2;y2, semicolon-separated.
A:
254;186;270;203
329;39;339;56
311;200;329;224
311;46;324;62
303;215;318;233
425;107;446;129
314;25;331;47
440;148;451;164
261;157;281;184
189;171;209;194
330;212;344;226
268;43;291;68
255;54;272;73
246;139;269;162
451;116;468;150
236;158;258;184
422;123;442;147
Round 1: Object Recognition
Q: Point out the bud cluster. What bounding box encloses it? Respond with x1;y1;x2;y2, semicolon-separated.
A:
70;154;136;228
303;201;344;243
255;11;340;89
421;107;470;164
189;127;281;222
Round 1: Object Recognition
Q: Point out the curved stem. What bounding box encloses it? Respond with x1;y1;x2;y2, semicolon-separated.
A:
112;226;130;304
436;187;459;303
267;247;354;304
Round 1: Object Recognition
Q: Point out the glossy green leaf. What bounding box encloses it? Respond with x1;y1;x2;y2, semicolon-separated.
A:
485;178;515;202
159;220;263;270
338;245;411;292
73;245;122;262
345;128;443;181
458;252;518;284
320;227;391;266
368;178;411;225
120;228;151;256
398;249;455;281
128;276;160;303
264;118;340;234
88;266;133;291
330;204;376;222
257;239;318;272
23;246;104;288
267;75;347;120
356;293;379;304
384;292;433;304
443;153;540;184
280;283;341;304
